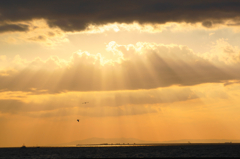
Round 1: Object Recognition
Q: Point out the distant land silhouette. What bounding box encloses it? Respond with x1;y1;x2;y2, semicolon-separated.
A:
49;138;240;146
50;138;151;146
162;139;240;143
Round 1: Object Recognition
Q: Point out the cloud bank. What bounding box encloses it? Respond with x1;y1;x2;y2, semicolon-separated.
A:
0;0;240;33
0;42;239;93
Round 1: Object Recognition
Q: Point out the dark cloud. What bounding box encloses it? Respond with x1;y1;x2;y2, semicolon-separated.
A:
202;21;213;28
0;24;29;33
0;0;240;32
28;35;47;41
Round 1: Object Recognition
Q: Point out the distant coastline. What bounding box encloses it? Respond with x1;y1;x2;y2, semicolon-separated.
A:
55;138;240;147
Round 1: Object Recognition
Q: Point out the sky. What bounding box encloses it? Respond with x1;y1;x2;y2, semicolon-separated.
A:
1;0;240;147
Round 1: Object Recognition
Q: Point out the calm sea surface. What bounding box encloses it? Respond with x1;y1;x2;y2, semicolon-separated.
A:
1;143;240;158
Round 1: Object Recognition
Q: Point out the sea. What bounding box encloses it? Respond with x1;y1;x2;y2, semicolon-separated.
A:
1;143;240;158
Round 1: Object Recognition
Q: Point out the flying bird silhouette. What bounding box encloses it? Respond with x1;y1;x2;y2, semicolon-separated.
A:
82;102;89;104
77;119;79;122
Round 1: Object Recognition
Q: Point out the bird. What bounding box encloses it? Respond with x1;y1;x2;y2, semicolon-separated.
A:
77;119;79;122
82;102;89;104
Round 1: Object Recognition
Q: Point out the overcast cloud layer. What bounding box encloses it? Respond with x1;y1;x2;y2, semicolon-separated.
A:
0;0;240;33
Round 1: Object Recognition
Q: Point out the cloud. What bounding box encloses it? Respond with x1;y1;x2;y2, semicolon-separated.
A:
201;38;240;65
80;22;166;33
23;21;69;46
28;35;47;41
0;99;24;114
223;80;240;87
0;19;69;46
0;24;29;33
0;42;240;93
1;82;239;117
202;21;213;28
0;0;240;33
0;86;199;117
0;69;17;77
0;42;239;93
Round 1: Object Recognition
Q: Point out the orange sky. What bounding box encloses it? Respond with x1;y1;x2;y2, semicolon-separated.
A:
1;1;240;147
